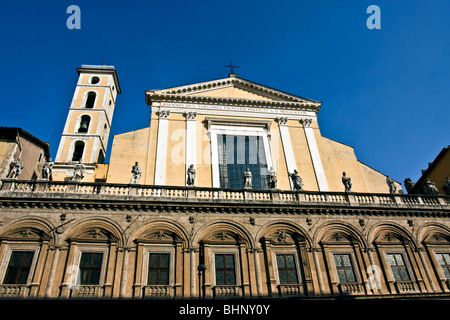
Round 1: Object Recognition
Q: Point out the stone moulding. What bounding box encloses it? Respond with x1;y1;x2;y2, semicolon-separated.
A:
0;179;449;217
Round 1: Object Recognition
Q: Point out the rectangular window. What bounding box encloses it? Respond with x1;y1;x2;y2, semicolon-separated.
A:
217;134;269;190
79;252;103;285
387;253;411;281
436;253;450;279
276;254;299;284
333;253;356;282
148;253;170;285
3;251;34;285
215;254;236;285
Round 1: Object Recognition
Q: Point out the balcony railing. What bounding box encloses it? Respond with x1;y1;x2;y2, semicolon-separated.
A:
0;179;449;210
338;282;365;295
70;285;103;298
0;285;28;298
278;284;304;297
213;285;242;298
143;285;173;298
394;281;419;294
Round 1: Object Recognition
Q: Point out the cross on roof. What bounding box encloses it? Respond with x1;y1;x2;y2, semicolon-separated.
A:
225;61;239;74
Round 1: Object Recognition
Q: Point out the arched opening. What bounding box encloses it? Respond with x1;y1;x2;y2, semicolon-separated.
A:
78;115;91;133
97;150;105;164
72;141;85;162
85;92;96;108
90;76;100;84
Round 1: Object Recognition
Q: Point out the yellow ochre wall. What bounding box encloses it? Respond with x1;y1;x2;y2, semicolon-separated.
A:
105;110;401;194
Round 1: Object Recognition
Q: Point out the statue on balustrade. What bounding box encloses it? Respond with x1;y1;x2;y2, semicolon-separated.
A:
289;169;303;190
130;161;142;184
41;158;53;180
70;161;85;182
342;172;352;192
424;179;439;195
7;157;23;179
268;170;278;189
386;175;396;194
186;164;196;186
445;177;450;195
244;168;252;189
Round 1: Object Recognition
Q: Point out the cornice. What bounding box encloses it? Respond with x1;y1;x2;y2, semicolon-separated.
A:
0;194;448;218
145;76;322;113
147;93;321;113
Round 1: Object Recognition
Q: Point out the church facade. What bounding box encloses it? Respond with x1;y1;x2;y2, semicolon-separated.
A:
0;65;449;300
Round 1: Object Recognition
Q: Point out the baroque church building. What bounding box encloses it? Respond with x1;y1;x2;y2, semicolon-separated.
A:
0;65;449;300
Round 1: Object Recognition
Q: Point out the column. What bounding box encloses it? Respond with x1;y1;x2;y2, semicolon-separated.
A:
45;246;61;298
60;243;77;298
190;248;197;297
253;249;263;297
365;248;381;294
133;243;144;298
312;248;325;295
277;117;296;190
119;247;130;298
203;244;212;298
262;240;277;296
352;243;371;294
321;245;339;295
104;242;117;298
404;244;427;292
29;241;49;298
297;241;314;295
154;110;170;185
301;118;329;191
185;112;197;186
239;243;250;297
417;247;437;292
375;245;396;294
174;241;183;298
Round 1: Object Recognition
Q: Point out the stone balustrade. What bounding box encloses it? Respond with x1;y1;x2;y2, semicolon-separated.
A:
70;285;102;298
0;285;28;298
278;284;304;297
338;282;365;295
143;285;173;298
0;179;449;210
394;281;419;294
213;285;242;298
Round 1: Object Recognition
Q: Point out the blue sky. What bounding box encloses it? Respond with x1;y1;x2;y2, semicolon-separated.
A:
0;0;449;188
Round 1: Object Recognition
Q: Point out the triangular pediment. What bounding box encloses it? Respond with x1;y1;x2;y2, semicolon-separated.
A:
191;86;276;101
146;75;321;109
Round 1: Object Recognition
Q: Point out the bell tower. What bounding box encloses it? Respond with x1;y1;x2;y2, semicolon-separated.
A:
52;65;121;182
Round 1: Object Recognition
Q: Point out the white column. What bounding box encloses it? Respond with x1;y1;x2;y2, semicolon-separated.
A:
277;117;296;190
154;110;170;185
210;130;220;188
185;112;197;186
301;118;329;191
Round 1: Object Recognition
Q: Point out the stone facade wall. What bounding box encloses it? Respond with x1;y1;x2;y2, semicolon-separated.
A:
0;181;448;300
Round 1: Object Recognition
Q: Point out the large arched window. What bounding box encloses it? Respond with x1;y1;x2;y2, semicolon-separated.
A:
72;141;85;162
78;115;91;133
85;92;96;108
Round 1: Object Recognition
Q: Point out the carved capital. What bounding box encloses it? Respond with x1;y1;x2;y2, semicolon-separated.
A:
300;118;312;127
276;117;288;126
185;111;197;120
158;110;170;119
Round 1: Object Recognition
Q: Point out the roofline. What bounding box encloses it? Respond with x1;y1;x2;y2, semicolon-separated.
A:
409;145;450;193
0;127;50;159
145;74;321;105
77;65;121;94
